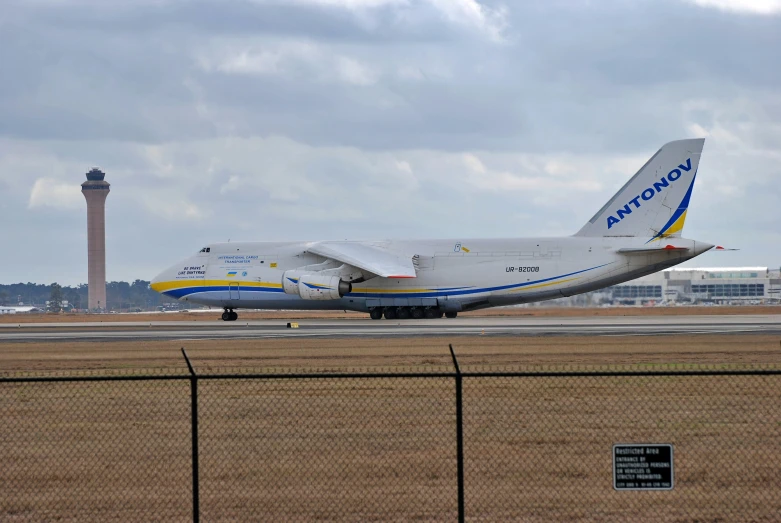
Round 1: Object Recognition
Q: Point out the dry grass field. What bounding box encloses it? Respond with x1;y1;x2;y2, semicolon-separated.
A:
1;332;780;373
2;332;781;521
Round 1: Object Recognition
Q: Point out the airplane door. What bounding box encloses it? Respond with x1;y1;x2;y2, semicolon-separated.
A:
229;283;240;300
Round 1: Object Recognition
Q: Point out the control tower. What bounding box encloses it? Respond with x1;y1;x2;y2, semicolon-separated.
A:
81;168;110;311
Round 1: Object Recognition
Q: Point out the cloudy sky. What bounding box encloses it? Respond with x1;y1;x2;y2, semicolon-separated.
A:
1;0;780;285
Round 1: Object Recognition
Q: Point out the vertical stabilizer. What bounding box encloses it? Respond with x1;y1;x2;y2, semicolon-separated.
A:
575;138;704;240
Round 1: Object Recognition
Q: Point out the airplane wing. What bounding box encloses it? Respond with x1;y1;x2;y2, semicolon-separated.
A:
307;241;417;278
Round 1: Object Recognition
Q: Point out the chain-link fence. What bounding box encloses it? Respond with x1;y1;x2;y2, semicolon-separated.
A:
198;375;457;521
463;371;781;521
0;376;192;521
1;349;780;522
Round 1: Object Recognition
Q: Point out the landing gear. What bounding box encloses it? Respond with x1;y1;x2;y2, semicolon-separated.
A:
222;309;238;321
424;307;438;319
445;311;458;319
372;306;451;320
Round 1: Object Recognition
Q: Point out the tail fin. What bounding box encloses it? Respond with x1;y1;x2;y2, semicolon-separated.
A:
575;138;705;240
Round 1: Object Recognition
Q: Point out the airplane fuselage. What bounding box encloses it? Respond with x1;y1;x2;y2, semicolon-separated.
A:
152;236;713;313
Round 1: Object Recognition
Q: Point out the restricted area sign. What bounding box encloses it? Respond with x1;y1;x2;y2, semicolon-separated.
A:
613;444;674;491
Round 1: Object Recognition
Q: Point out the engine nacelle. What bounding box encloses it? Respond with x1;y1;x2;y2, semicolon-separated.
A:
298;274;351;300
282;270;307;295
282;271;352;300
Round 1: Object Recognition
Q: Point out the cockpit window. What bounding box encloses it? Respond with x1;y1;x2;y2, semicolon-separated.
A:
199;247;211;253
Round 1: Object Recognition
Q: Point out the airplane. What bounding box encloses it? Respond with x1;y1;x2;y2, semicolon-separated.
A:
151;138;717;321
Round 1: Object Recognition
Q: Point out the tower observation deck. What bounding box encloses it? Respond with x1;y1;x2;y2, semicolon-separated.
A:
81;168;110;311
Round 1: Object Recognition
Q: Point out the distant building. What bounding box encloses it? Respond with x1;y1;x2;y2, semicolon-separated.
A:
527;267;781;307
601;267;781;305
81;168;110;311
0;306;44;314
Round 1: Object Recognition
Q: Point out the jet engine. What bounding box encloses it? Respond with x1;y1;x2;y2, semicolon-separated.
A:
282;271;352;300
282;270;308;295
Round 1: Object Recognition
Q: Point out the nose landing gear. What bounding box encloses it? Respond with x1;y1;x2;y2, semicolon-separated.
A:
222;309;238;321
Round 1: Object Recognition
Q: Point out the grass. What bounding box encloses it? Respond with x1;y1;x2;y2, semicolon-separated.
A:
1;334;780;521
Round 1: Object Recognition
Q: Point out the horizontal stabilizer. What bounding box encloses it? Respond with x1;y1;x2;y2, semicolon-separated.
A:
713;246;740;251
307;241;417;278
617;245;690;255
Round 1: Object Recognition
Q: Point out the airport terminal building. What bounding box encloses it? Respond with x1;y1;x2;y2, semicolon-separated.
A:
597;267;781;306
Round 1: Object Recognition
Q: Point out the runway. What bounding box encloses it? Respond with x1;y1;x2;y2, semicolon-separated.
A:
1;314;780;342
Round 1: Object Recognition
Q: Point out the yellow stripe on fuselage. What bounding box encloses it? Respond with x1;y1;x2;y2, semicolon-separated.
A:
508;277;580;293
150;280;283;293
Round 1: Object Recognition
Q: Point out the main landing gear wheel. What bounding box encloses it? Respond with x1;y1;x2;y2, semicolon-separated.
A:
222;309;238;321
424;307;438;319
396;307;411;320
411;307;424;320
383;308;397;320
370;308;384;320
445;311;458;319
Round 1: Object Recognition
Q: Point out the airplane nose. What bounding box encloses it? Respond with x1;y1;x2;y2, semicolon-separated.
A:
150;268;170;294
151;256;208;296
150;272;165;292
150;260;185;294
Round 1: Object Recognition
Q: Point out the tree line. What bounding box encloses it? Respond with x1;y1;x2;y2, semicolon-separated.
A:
0;281;169;312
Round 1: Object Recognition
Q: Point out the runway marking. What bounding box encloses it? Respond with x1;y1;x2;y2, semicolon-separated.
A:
600;327;768;337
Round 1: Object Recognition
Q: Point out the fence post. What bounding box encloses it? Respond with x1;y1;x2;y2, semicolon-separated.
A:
182;348;200;523
449;344;465;523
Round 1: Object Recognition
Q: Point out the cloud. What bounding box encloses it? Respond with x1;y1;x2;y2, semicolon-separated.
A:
460;151;616;195
197;38;378;85
138;192;211;222
277;0;508;40
281;0;407;8
219;175;242;194
214;49;285;75
28;178;84;210
335;56;378;85
686;0;781;14
395;160;413;174
463;153;487;174
6;0;780;152
426;0;508;42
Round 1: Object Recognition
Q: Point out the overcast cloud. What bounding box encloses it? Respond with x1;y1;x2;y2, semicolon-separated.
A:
1;0;779;285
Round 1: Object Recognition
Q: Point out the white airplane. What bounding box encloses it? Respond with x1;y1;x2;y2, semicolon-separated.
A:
152;139;717;321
